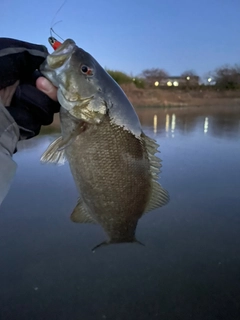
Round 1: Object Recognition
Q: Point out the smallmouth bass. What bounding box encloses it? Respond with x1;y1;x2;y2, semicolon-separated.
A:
40;39;169;249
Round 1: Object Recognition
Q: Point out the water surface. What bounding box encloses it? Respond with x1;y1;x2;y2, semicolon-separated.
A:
1;106;240;320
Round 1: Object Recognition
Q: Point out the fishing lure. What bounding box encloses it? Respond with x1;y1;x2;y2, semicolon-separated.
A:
48;1;66;51
48;36;62;50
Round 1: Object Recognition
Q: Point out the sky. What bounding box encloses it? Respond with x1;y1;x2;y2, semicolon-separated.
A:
1;0;240;79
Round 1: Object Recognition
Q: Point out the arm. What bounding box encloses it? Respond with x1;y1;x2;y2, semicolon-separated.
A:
0;38;59;205
0;100;19;205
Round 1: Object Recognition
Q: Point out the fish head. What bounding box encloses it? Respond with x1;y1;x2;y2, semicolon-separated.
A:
41;39;142;135
40;39;107;123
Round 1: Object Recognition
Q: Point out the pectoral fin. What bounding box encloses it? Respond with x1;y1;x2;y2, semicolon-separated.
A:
57;122;87;151
71;198;97;224
40;137;66;165
40;123;86;164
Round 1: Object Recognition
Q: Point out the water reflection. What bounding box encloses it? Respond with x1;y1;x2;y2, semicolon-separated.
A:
136;105;240;138
1;105;240;320
153;114;157;134
165;114;169;133
204;117;209;134
164;113;176;138
33;106;240;152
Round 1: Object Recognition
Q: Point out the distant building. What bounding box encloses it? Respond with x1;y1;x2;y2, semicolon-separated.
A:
157;76;199;87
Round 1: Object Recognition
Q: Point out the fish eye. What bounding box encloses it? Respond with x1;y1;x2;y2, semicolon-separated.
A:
81;65;93;76
81;65;89;74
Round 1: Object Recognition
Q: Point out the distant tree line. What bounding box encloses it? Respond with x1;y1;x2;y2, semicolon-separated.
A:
211;65;240;90
106;64;240;90
106;70;144;88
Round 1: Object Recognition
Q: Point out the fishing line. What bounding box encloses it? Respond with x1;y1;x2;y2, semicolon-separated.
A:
50;0;67;41
50;23;64;41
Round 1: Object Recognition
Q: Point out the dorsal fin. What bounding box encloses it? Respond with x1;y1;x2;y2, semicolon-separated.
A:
142;133;169;213
70;198;97;224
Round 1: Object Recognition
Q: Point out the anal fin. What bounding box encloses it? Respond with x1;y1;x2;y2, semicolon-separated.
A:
71;198;97;224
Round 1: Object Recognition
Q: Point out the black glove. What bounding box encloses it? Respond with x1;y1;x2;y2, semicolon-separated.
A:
0;38;60;139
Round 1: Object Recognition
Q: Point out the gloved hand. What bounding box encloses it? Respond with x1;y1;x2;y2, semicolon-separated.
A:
0;38;60;139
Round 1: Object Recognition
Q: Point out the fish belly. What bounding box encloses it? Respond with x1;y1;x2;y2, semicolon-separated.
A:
64;115;151;223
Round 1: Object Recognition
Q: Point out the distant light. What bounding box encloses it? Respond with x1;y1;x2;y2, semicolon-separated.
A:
132;78;135;81
173;81;179;86
208;77;212;83
154;81;159;86
167;81;172;86
186;76;190;80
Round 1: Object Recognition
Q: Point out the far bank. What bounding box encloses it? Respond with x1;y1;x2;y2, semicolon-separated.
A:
120;84;240;108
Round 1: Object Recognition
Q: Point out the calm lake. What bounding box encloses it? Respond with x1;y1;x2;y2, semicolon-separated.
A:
0;106;240;320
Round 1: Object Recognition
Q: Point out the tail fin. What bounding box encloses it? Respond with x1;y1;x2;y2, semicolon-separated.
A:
92;238;145;252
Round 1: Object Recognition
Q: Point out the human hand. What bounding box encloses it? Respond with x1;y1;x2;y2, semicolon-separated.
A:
0;38;60;139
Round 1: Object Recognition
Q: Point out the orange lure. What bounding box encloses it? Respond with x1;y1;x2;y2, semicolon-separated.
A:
48;36;62;50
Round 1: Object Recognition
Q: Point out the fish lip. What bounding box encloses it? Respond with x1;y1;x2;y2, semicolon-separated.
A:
53;39;76;54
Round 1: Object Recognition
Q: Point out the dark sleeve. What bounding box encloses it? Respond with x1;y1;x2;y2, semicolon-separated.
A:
0;38;48;90
0;100;19;205
0;38;60;139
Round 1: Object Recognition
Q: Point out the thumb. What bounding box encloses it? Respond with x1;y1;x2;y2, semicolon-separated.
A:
36;77;58;101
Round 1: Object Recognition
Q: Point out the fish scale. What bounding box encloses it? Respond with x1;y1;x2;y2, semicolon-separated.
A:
66;117;150;219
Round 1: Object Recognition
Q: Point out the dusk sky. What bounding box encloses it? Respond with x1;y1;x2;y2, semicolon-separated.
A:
1;0;239;79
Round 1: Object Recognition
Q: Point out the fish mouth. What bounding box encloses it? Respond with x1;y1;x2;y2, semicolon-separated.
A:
43;39;76;72
52;39;76;55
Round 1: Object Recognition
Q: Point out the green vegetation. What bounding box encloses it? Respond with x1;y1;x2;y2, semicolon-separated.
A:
106;70;132;85
133;77;145;89
106;69;145;88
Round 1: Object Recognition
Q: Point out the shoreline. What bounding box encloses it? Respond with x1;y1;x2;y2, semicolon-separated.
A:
120;84;240;108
